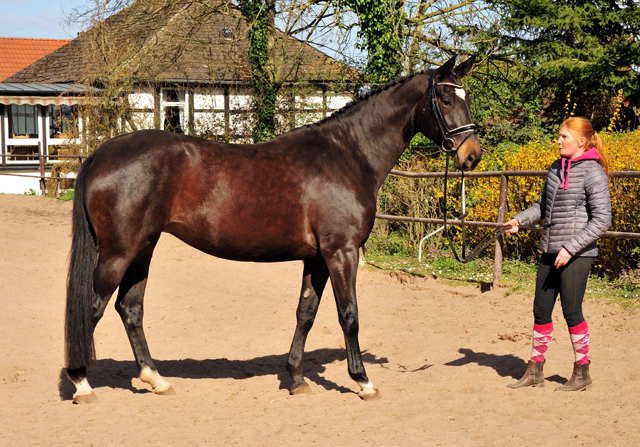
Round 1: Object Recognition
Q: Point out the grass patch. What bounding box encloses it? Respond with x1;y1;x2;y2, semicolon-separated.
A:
57;190;74;201
363;249;640;309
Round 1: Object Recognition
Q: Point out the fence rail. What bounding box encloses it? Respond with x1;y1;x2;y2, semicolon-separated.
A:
379;169;640;287
1;154;638;287
0;145;87;195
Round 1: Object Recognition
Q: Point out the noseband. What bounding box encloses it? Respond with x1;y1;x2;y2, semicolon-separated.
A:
420;69;478;154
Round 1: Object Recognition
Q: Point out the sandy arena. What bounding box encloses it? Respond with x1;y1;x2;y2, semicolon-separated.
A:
1;194;639;446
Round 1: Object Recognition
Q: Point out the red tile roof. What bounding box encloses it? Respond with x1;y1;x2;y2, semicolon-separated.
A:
0;37;71;81
4;1;358;84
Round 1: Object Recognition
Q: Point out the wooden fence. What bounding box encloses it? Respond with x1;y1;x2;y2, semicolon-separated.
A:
0;142;86;195
377;169;640;287
1;154;639;285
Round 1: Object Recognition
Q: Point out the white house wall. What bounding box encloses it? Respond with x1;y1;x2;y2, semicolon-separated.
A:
295;93;323;108
131;111;155;130
327;94;351;110
194;91;225;110
193;112;226;135
128;90;155;110
123;88;354;138
228;92;253;111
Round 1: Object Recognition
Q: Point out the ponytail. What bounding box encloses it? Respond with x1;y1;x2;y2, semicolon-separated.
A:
591;132;609;177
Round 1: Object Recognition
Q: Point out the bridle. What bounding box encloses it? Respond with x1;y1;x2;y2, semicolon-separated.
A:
416;68;555;264
417;69;486;263
419;69;478;154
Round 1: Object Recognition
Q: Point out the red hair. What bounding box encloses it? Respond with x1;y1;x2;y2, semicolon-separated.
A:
561;117;609;177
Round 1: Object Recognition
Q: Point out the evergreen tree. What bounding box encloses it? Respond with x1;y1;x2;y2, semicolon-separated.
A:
486;0;640;129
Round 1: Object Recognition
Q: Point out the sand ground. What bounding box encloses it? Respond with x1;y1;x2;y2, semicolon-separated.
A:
1;194;639;446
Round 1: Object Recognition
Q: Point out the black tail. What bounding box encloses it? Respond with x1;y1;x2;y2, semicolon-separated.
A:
65;154;98;370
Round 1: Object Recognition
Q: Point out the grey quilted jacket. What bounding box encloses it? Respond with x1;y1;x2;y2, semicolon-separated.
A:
513;158;611;257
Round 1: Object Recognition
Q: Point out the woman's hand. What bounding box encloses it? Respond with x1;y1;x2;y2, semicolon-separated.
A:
554;247;572;268
504;218;520;234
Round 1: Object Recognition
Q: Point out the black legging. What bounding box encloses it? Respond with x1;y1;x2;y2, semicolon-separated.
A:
533;254;595;327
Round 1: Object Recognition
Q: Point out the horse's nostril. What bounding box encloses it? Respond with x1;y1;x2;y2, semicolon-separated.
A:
467;153;476;165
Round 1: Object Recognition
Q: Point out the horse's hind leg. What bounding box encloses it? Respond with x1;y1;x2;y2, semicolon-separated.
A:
115;236;174;395
286;258;329;395
324;245;380;400
67;250;130;403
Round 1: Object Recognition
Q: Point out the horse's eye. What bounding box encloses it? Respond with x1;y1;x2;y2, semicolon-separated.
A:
442;98;452;107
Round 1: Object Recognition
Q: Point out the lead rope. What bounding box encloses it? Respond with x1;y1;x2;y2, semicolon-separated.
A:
442;151;470;263
441;156;554;264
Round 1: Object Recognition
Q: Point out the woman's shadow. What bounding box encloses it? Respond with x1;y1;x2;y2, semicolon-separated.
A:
58;348;389;401
444;348;566;384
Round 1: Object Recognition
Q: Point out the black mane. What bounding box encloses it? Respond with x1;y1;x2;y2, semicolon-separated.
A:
305;70;428;128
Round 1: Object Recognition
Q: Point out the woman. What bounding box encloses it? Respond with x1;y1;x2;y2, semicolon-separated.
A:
504;117;611;391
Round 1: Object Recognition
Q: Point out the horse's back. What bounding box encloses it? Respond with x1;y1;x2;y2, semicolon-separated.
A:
81;130;324;261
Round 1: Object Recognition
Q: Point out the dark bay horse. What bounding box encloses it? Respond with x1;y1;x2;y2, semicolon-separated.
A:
65;56;481;403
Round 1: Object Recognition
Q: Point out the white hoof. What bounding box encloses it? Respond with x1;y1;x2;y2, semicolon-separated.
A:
140;366;175;395
357;380;381;401
71;377;99;404
73;390;99;404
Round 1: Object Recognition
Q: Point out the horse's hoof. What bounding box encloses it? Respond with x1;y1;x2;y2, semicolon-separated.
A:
290;383;313;395
153;384;176;395
72;390;99;404
358;387;381;401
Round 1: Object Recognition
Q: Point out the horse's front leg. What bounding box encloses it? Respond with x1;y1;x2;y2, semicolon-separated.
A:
325;245;381;400
286;257;330;395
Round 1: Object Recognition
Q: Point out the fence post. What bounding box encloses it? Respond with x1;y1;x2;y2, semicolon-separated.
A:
39;142;46;196
493;174;508;288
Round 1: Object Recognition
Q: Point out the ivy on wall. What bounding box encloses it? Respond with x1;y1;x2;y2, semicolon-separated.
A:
338;0;402;83
238;0;279;142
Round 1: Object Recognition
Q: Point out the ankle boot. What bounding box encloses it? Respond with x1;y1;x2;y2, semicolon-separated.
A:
555;362;592;391
507;360;545;388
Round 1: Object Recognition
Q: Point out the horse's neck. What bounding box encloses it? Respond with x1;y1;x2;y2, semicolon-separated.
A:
335;78;426;189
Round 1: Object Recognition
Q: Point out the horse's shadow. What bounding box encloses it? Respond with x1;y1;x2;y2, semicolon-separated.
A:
58;348;389;401
444;348;565;384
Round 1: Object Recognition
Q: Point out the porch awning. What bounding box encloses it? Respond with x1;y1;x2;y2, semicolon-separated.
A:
0;95;85;106
0;83;93;106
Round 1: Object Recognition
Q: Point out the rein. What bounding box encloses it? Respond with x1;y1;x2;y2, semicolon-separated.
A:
423;68;549;263
421;68;480;262
441;152;554;264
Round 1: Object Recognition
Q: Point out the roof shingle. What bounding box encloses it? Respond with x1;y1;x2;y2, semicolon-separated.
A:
0;37;71;81
4;1;357;85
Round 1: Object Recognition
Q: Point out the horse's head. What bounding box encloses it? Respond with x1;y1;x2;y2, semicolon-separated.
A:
419;56;481;171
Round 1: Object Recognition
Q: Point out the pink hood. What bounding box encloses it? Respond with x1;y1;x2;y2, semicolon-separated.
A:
559;148;600;190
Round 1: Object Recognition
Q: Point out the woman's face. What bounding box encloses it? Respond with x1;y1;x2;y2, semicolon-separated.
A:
558;126;587;159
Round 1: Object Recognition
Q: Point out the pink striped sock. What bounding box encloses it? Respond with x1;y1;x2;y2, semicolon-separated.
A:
531;322;553;363
569;321;590;365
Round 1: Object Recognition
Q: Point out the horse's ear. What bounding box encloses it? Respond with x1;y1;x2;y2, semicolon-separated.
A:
453;55;476;79
434;56;457;80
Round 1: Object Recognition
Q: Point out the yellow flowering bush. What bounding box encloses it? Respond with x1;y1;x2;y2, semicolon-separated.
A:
469;130;640;275
376;130;640;276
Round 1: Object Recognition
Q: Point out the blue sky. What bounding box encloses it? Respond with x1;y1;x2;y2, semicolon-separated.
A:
0;0;85;39
0;0;355;62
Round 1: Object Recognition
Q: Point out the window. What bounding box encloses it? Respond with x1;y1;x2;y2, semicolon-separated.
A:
161;88;186;134
164;89;181;102
164;106;183;134
8;105;38;138
7;145;38;161
48;105;76;138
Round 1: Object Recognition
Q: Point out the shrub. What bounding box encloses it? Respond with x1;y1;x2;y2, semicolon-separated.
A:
374;130;640;276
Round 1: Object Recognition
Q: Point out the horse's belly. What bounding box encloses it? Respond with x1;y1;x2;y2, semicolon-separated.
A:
164;218;318;262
